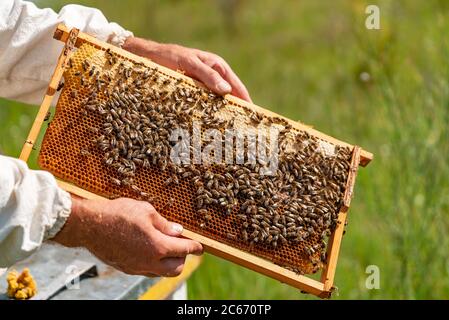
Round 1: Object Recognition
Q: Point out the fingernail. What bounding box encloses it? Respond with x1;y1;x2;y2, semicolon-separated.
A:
171;223;183;234
217;81;231;93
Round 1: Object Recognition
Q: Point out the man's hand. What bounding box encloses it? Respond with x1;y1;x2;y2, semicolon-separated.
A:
53;196;203;277
122;37;252;102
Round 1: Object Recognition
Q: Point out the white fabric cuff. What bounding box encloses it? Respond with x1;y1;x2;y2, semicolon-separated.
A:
106;22;134;47
57;4;134;48
44;188;72;240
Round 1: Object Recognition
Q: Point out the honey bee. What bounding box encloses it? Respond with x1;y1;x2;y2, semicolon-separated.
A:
44;111;51;122
226;233;237;240
242;229;248;242
80;149;91;156
165;197;174;208
57;81;64;91
110;177;121;186
89;66;96;77
82;59;90;71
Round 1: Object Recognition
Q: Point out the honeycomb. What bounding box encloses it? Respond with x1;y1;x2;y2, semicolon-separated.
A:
38;43;352;275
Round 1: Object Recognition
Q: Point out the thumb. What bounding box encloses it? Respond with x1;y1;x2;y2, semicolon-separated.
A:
152;212;184;236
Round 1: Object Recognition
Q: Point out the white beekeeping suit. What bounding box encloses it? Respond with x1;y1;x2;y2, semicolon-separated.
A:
0;0;132;268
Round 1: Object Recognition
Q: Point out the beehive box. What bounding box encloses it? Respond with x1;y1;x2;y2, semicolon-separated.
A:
19;24;372;298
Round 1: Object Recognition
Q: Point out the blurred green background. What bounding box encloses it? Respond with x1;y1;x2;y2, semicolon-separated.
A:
1;0;448;299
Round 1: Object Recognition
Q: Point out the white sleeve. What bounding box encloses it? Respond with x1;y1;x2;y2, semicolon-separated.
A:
0;0;133;105
0;155;72;268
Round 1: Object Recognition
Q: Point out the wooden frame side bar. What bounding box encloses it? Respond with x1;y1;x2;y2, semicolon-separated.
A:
53;24;373;167
342;146;362;212
19;27;80;162
320;146;361;292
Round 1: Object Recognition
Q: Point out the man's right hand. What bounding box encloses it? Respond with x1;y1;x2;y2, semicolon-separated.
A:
53;196;203;277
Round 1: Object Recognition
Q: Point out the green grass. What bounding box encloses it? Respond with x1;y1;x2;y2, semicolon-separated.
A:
2;0;448;299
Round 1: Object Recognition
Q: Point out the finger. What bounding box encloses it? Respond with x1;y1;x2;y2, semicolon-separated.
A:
143;272;159;278
219;64;252;103
198;53;252;103
151;211;184;236
158;257;186;277
181;56;232;95
157;231;203;257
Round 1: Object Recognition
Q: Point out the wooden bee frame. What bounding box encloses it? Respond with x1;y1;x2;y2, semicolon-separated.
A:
19;24;372;299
